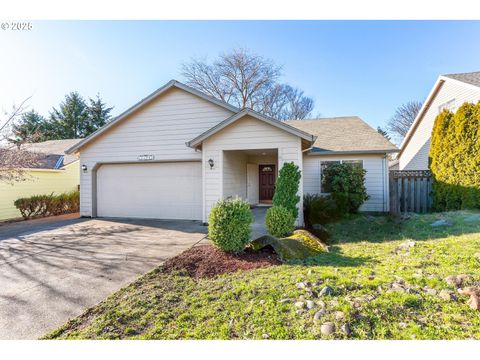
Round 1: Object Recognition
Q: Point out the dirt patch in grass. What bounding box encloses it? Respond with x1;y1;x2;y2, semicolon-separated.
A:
163;244;280;278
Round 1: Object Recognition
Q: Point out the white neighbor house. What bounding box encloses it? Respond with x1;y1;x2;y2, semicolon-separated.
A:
66;80;397;225
397;71;480;170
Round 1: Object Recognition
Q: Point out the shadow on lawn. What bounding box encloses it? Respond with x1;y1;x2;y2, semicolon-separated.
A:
326;211;480;245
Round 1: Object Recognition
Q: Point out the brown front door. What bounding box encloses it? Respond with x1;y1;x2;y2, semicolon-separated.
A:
259;165;276;202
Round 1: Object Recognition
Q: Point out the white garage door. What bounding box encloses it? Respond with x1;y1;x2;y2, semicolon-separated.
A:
97;162;202;220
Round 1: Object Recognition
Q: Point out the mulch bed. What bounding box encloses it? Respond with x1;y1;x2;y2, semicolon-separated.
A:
163;244;281;279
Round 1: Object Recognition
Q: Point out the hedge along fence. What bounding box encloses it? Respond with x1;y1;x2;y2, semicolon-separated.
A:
429;101;480;211
14;190;80;220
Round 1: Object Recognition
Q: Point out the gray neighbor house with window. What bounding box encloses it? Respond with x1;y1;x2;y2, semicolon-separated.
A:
66;80;398;226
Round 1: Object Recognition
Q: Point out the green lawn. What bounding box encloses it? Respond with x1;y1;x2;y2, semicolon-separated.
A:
44;211;480;340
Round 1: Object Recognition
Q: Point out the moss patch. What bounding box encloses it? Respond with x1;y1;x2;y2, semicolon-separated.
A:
251;230;328;261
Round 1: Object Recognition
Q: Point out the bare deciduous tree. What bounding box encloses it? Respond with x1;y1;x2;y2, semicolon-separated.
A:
182;48;315;120
387;101;422;143
0;99;41;184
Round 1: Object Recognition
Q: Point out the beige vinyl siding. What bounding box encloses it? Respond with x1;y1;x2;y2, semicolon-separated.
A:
202;115;303;224
78;87;234;216
0;161;80;220
303;154;389;212
223;151;247;200
400;79;480;170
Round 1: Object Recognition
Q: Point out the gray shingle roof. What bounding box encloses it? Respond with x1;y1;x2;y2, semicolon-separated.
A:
22;139;82;169
443;71;480;87
285;117;398;154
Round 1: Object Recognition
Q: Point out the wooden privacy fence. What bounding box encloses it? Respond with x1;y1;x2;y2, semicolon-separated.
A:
389;170;432;214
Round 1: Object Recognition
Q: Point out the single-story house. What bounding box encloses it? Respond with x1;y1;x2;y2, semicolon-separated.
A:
0;139;81;220
397;71;480;170
66;80;397;225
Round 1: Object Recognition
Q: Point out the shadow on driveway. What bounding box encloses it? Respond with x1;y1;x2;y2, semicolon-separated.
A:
0;215;206;339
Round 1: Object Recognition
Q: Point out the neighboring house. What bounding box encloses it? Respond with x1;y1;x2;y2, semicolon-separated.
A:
397;71;480;170
0;139;81;220
66;80;397;225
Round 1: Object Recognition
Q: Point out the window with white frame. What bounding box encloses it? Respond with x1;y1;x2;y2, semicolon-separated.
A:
438;98;456;113
320;160;364;193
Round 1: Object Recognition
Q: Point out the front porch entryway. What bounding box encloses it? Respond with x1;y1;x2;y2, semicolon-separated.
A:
222;148;278;207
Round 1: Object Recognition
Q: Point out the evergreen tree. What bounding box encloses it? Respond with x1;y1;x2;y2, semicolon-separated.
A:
377;126;391;141
50;92;89;139
86;94;113;133
430;101;480;210
9;110;47;144
272;162;302;219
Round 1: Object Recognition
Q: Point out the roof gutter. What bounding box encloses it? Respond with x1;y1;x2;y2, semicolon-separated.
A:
307;149;399;156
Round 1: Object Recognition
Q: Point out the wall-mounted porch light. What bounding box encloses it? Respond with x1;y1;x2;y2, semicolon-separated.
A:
81;164;88;173
208;158;214;169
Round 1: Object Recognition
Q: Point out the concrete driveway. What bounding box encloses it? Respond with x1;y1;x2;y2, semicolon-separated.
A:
0;215;206;339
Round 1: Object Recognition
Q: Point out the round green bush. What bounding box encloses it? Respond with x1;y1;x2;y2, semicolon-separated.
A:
265;206;295;238
208;197;253;253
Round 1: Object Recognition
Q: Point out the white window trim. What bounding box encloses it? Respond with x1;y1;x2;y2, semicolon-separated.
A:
438;98;456;113
319;159;364;194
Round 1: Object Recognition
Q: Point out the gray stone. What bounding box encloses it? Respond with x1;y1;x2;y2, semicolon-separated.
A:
297;282;308;289
431;219;452;227
318;286;334;297
295;309;304;315
391;283;406;293
424;288;437;296
306;300;315;310
341;323;352;335
335;311;345;321
328;299;339;307
262;333;269;339
313;309;327;321
320;322;336;336
294;301;305;309
279;298;292;304
439;289;456;301
259;300;265;305
445;274;470;287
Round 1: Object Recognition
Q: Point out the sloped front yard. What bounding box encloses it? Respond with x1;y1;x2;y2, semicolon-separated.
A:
45;211;480;340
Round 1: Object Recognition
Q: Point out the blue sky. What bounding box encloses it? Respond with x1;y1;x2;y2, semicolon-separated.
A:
1;20;479;140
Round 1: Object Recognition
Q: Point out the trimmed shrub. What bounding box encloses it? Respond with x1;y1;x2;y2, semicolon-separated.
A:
303;194;341;227
430;101;480;211
265;206;295;238
14;190;80;220
323;163;369;214
208;197;253;253
272;162;301;219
